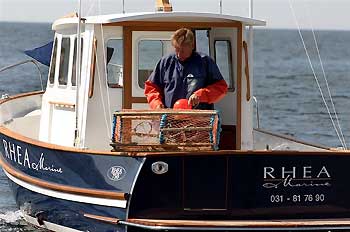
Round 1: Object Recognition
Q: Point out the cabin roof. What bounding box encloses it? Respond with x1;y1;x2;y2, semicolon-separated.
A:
52;11;266;30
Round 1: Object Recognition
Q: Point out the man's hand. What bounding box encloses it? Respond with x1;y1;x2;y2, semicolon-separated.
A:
188;93;200;107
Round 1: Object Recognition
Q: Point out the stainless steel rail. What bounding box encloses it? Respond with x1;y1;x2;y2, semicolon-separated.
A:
253;96;260;128
0;59;44;91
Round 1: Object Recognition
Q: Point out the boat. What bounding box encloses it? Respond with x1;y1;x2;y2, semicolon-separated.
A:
1;0;350;231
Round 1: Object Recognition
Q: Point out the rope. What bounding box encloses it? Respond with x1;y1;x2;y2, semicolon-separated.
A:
81;0;112;139
305;1;347;149
89;0;113;139
98;0;113;132
287;0;347;149
96;52;112;139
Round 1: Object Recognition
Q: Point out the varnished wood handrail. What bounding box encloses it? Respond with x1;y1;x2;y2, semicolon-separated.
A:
88;38;97;98
0;156;127;200
243;41;251;101
0;90;43;105
84;213;120;224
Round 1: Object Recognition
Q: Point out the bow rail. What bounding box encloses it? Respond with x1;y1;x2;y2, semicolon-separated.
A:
0;59;44;91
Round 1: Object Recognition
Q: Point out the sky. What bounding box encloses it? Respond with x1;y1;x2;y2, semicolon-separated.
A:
0;0;349;30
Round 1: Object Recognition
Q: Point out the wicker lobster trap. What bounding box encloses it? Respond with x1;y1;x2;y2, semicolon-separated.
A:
111;109;221;151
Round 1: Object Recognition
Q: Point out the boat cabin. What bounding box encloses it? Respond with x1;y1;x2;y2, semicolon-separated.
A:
38;11;265;151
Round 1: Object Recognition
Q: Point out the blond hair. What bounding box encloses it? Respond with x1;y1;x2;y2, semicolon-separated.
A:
171;28;194;47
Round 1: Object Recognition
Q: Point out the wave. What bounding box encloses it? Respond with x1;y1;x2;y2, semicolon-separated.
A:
0;210;22;224
0;210;48;231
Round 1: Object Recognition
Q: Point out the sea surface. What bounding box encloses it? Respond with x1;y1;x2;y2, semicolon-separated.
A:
0;22;350;231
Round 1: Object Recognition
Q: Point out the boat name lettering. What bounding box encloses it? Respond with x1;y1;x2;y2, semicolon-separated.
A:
2;139;63;174
262;166;331;189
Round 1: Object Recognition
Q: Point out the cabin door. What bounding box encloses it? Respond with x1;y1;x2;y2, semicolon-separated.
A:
209;28;238;149
209;28;237;126
128;30;173;109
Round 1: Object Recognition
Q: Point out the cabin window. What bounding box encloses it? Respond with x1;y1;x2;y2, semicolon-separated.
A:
138;40;171;89
106;39;123;88
195;30;210;55
72;37;84;87
58;37;71;86
49;38;58;84
215;40;233;90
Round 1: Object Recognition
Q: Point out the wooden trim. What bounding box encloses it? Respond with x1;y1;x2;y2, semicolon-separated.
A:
123;26;132;109
132;97;148;104
0;90;43;105
242;41;251;101
48;101;75;108
236;23;243;150
84;213;120;224
106;21;242;29
126;218;350;228
108;83;123;88
0;156;127;200
88;38;97;98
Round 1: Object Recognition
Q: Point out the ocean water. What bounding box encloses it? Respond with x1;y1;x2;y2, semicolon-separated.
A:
0;22;350;230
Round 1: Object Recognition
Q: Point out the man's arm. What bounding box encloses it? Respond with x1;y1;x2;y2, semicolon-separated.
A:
144;59;165;109
193;79;228;104
144;80;164;109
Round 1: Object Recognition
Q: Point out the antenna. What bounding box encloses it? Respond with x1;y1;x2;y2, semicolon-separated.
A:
219;0;222;14
249;0;253;18
74;0;82;147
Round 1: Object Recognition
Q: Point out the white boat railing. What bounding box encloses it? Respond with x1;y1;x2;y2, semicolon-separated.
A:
0;59;44;91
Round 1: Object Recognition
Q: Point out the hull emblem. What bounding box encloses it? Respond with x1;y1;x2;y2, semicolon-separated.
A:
107;166;126;181
152;161;168;174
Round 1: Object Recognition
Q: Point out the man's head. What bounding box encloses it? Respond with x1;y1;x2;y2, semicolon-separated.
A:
171;28;194;62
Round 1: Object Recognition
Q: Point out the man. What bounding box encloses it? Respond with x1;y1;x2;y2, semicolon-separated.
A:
144;28;228;109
